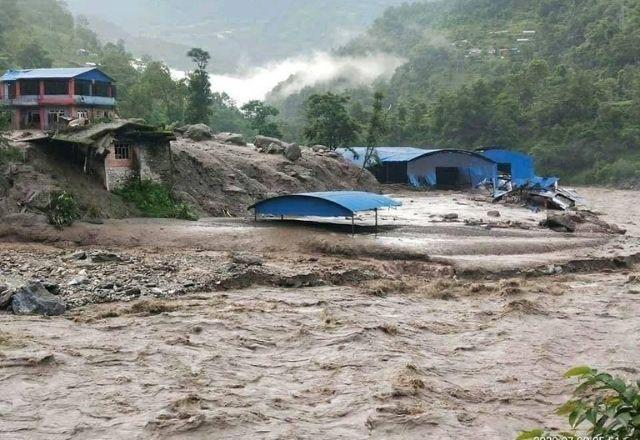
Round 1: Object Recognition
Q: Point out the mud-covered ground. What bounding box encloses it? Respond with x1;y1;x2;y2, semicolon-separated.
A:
1;188;640;439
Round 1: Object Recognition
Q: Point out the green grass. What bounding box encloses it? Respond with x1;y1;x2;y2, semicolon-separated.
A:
0;146;24;165
114;180;199;221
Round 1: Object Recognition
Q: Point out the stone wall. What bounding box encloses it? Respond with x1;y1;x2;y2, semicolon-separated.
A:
105;166;137;191
136;141;173;186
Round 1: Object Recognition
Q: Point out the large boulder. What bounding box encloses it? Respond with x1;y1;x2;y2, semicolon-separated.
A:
215;132;246;146
11;282;66;316
284;143;302;161
0;284;13;309
541;213;576;233
184;124;214;141
265;143;285;155
254;135;286;150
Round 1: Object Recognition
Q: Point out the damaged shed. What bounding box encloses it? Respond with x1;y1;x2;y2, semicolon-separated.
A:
31;120;175;191
338;147;498;189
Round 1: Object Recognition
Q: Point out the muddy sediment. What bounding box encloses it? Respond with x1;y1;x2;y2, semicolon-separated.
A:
1;188;640;439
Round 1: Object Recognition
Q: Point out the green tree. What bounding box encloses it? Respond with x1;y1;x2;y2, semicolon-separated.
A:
361;91;388;168
15;42;52;68
120;61;186;125
185;48;213;124
241;100;283;138
303;92;359;149
210;92;253;135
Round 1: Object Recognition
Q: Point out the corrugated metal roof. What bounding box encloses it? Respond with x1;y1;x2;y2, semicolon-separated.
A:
0;67;113;82
248;191;401;218
337;147;439;166
50;121;174;146
338;147;496;166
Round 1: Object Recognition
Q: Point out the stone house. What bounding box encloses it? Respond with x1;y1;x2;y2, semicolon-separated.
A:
33;120;175;191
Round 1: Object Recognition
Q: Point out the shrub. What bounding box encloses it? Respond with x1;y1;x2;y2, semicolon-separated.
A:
518;367;640;440
114;180;199;220
0;146;24;165
47;191;81;229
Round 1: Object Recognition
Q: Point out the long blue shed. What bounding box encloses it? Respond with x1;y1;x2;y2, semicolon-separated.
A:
337;147;498;189
248;191;402;232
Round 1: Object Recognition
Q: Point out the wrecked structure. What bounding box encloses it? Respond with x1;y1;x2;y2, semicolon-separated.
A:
0;67;117;130
29;121;175;191
337;147;498;189
477;147;579;210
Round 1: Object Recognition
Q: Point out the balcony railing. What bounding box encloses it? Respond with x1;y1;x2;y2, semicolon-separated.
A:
1;95;116;107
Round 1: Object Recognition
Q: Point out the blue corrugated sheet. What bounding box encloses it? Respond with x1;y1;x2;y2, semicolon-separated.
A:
479;148;558;190
248;191;402;218
337;147;438;166
1;68;114;83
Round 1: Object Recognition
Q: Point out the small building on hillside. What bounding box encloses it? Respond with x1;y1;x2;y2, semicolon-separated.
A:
338;147;498;189
0;67;117;130
29;120;175;191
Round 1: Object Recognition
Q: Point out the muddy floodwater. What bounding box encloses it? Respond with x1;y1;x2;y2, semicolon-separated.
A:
2;188;640;439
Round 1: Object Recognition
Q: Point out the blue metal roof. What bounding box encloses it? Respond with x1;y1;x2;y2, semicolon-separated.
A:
248;191;402;218
1;67;114;82
338;147;495;166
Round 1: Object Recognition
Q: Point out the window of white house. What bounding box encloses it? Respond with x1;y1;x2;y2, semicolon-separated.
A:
114;143;132;160
48;109;66;122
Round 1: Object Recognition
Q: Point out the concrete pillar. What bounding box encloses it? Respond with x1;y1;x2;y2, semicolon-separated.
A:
15;81;21;98
68;79;75;97
39;80;44;98
40;107;46;131
13;109;20;130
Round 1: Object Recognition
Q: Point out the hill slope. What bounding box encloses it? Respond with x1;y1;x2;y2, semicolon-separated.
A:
272;0;640;185
64;0;409;71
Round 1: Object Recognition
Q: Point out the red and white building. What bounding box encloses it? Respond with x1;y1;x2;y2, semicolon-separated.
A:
0;67;117;130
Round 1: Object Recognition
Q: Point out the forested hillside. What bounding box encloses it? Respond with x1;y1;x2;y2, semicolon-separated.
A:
64;0;407;71
0;0;198;128
272;0;640;184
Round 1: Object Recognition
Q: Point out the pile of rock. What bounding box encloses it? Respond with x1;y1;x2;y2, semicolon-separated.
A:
0;282;66;316
177;124;247;146
541;211;627;234
254;135;302;161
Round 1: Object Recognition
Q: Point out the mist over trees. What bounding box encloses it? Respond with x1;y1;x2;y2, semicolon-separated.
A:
272;0;640;185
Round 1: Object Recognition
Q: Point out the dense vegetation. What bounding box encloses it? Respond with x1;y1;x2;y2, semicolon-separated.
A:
518;366;640;439
272;0;640;184
2;0;640;184
114;180;198;221
63;0;407;71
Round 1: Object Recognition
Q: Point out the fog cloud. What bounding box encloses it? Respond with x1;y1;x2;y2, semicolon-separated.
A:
173;51;404;105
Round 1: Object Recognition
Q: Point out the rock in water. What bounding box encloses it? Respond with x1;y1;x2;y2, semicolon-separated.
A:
541;213;576;233
184;124;213;141
487;210;501;218
284;143;302;161
11;282;66;316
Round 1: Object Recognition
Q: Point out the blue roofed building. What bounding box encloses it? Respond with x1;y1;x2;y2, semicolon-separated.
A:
337;147;498;189
478;147;558;190
0;67;117;130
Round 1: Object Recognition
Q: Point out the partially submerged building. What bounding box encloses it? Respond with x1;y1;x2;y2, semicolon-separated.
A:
30;120;175;191
0;67;117;130
338;147;498;189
